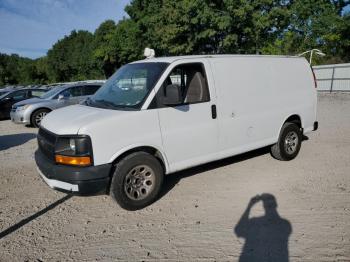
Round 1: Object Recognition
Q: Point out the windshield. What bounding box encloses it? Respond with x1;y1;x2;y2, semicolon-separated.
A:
40;86;64;99
88;62;168;110
0;90;9;98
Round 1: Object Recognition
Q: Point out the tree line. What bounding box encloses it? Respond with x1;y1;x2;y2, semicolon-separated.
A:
1;0;349;86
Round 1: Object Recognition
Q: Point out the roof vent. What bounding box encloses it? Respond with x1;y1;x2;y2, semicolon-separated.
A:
144;48;155;59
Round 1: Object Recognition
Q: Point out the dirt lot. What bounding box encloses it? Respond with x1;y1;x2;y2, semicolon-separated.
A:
0;93;349;261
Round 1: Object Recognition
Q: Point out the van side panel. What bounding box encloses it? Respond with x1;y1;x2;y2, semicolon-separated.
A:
210;57;316;157
270;58;317;134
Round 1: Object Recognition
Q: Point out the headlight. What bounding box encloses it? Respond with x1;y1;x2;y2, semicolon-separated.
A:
54;136;93;166
69;138;76;151
16;104;30;111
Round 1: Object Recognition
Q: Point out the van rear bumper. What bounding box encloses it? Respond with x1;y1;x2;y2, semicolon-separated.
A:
34;150;111;195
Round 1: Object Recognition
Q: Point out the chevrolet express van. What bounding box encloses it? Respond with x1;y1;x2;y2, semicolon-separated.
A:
35;55;318;210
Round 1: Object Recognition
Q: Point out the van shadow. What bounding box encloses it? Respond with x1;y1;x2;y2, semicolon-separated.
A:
0;133;36;151
234;194;292;262
159;146;270;199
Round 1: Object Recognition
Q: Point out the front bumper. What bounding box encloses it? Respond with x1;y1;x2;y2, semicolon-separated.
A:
10;110;30;124
35;150;112;195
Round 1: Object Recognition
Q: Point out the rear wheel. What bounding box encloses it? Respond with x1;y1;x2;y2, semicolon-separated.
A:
31;109;50;128
110;152;164;210
271;122;302;161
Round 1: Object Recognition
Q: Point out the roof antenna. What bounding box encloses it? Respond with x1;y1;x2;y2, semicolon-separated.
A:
144;47;155;59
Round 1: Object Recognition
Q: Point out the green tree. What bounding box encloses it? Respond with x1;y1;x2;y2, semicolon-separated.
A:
262;0;350;64
32;57;50;84
0;53;34;85
93;18;144;77
125;0;290;55
338;14;350;61
113;19;144;66
93;20;118;77
47;30;103;82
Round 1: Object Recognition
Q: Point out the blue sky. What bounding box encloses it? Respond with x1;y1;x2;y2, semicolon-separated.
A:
0;0;130;59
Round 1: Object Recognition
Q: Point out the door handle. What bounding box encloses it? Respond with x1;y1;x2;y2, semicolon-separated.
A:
211;104;217;119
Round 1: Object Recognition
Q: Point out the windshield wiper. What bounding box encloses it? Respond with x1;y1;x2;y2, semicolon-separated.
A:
89;99;138;110
94;99;119;109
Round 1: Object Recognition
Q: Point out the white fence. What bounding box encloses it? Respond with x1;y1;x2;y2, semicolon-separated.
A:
313;63;350;92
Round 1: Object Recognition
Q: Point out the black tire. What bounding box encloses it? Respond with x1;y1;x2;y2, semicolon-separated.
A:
271;122;302;161
110;152;164;210
31;109;50;128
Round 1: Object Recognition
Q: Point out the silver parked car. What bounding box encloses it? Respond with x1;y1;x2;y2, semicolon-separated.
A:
10;82;103;127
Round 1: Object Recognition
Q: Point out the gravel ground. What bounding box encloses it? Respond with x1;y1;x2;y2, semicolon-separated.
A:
0;93;349;261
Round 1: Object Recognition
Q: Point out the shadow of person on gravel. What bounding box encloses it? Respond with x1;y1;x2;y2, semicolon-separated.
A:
0;194;72;239
159;147;270;199
0;133;36;151
234;194;292;262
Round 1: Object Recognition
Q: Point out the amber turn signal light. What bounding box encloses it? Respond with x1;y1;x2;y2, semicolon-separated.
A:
55;155;91;166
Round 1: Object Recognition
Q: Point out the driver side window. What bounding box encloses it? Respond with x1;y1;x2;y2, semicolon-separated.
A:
60;89;71;98
154;63;210;108
9;90;27;101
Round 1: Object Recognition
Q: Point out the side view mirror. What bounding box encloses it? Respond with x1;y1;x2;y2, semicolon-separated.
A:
163;84;182;105
58;93;70;100
79;97;89;105
58;90;70;100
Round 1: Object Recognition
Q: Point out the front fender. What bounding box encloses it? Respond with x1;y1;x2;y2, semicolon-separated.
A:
108;143;170;174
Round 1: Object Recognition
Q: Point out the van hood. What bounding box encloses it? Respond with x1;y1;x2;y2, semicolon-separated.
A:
14;97;44;107
41;105;128;135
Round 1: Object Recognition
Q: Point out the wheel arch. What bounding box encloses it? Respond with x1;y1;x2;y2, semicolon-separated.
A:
31;107;52;117
277;114;303;137
109;145;169;175
30;107;52;124
284;114;302;129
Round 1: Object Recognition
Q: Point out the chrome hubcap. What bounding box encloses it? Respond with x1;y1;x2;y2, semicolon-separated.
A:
124;165;155;201
284;131;299;154
35;112;47;125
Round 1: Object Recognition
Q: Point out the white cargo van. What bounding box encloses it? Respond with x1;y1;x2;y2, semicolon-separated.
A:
35;55;318;210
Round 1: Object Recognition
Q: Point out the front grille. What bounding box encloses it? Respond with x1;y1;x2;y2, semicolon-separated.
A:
37;127;57;161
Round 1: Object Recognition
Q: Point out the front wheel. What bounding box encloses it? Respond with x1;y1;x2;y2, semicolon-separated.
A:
271;122;302;161
31;109;50;128
110;152;164;210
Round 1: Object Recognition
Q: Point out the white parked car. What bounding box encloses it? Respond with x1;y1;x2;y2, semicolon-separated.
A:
35;55;318;210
